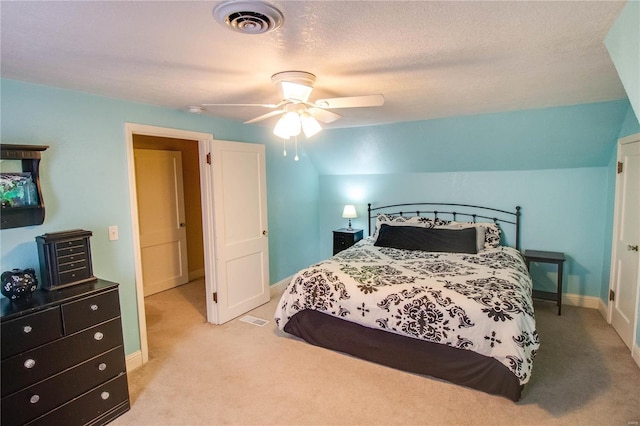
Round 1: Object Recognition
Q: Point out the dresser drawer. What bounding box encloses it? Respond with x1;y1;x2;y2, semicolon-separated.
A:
56;252;87;265
1;307;63;359
1;318;124;396
56;240;86;257
57;258;89;273
55;239;86;249
58;266;92;287
334;234;350;246
62;289;121;334
1;346;126;426
25;373;129;426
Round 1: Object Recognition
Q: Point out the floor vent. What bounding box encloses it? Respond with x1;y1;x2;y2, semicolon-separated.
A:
239;315;269;326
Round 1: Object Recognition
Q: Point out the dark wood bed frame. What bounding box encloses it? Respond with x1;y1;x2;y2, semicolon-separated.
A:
284;203;526;401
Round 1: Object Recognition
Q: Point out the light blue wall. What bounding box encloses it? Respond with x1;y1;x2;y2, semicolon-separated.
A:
0;79;320;355
320;168;608;298
305;100;630;175
266;143;321;277
618;104;640;138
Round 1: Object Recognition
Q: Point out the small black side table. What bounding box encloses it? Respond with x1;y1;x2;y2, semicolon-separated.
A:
333;228;363;255
524;249;566;315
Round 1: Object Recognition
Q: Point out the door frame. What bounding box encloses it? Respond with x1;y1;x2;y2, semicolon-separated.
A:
607;131;640;363
125;123;215;365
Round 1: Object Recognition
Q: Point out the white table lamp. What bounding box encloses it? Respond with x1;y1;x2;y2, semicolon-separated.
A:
342;205;357;230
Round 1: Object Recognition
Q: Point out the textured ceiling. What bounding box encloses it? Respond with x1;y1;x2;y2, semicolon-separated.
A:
0;1;628;129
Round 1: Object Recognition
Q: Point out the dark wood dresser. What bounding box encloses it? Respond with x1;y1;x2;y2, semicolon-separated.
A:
1;279;130;425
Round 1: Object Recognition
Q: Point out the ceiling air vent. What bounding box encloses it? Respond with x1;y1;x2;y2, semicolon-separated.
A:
213;1;284;35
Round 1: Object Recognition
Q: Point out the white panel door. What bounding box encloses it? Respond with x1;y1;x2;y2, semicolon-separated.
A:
134;149;189;296
611;138;640;349
210;140;270;323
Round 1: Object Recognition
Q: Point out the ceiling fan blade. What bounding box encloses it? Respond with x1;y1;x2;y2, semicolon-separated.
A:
313;94;384;109
202;103;280;108
244;110;284;124
307;107;342;124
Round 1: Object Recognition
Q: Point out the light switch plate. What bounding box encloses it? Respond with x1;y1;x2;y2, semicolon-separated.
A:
108;225;119;241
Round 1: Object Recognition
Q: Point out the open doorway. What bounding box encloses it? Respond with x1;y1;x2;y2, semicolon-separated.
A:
125;124;270;369
132;135;207;358
125;123;215;368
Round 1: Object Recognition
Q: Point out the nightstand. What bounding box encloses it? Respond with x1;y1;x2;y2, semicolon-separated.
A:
524;249;566;315
333;228;363;255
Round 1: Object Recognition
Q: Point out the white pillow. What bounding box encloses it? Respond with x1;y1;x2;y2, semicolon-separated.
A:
439;221;501;251
372;214;435;240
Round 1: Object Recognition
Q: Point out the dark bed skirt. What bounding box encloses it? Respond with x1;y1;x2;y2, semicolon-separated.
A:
284;309;523;401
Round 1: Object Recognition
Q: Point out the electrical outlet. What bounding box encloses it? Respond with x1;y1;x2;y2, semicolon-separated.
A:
108;225;119;241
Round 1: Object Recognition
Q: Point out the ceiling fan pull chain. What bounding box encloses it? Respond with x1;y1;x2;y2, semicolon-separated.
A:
282;139;287;157
294;136;299;161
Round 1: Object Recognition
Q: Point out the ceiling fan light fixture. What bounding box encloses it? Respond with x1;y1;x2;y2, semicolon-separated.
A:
213;1;284;35
271;71;316;102
283;111;301;136
301;113;322;138
273;117;290;139
280;81;313;103
273;111;301;139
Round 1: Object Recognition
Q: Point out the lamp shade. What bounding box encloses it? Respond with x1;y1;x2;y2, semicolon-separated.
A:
342;205;357;219
273;111;301;139
301;113;322;138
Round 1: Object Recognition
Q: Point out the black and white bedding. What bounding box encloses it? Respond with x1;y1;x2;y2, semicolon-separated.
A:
275;225;539;397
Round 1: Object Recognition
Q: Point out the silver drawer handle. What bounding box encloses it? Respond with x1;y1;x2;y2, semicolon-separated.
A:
90;304;99;311
93;332;104;341
101;391;110;400
30;395;40;404
23;325;33;334
98;363;107;371
24;358;36;369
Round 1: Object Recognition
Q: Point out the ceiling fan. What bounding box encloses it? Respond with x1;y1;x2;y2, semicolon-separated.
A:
199;71;384;139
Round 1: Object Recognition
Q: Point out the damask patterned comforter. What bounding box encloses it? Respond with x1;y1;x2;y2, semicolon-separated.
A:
275;237;539;385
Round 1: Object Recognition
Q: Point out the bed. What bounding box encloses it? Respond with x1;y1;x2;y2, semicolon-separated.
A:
275;203;539;401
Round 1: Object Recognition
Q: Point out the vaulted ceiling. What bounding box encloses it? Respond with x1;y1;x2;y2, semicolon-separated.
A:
0;1;628;130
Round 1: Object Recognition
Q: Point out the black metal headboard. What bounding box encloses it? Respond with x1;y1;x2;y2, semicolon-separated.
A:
368;202;521;250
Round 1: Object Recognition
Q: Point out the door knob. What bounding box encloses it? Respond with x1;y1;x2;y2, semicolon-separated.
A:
262;230;268;236
628;245;639;252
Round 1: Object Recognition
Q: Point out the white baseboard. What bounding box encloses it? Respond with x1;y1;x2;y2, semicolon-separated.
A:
561;293;601;310
597;297;608;320
126;350;143;372
270;276;292;298
189;268;205;281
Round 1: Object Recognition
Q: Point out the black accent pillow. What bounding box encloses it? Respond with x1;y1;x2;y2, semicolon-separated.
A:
374;224;478;254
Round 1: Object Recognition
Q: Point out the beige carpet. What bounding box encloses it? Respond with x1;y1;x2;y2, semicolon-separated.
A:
113;279;640;425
